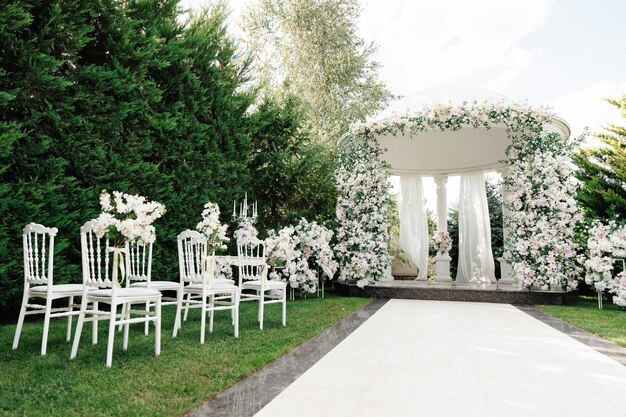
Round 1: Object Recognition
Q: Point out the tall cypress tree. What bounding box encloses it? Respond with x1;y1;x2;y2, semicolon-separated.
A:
573;95;626;220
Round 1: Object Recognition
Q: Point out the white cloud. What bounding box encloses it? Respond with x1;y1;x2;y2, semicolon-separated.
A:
550;80;626;143
360;0;556;94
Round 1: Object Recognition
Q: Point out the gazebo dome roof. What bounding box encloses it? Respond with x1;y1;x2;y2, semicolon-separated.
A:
349;86;570;176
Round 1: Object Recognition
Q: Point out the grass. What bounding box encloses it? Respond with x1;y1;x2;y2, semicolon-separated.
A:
0;290;369;417
537;295;626;348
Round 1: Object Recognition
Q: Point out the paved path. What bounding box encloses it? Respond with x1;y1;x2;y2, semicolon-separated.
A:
255;299;626;417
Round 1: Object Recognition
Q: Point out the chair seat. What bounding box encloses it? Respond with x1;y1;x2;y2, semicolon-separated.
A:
242;280;287;290
89;287;161;298
185;282;239;292
215;278;235;285
30;284;84;294
130;281;179;290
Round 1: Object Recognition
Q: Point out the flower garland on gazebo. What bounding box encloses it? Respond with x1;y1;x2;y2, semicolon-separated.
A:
336;100;582;289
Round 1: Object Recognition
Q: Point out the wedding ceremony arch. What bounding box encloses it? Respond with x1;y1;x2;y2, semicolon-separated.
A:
335;87;582;290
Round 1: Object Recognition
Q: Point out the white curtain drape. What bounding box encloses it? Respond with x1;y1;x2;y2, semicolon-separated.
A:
399;175;429;279
456;173;496;283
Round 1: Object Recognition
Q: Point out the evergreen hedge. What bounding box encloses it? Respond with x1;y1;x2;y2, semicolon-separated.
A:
0;0;336;315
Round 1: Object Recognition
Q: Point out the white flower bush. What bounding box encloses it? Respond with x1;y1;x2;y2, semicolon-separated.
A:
266;219;338;293
432;231;452;254
196;201;229;252
214;256;234;281
95;190;166;246
584;221;626;306
338;100;583;289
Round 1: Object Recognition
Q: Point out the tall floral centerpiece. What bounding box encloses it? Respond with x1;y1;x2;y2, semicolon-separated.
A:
431;230;453;281
196;201;230;280
94;190;166;286
233;194;259;245
266;219;338;294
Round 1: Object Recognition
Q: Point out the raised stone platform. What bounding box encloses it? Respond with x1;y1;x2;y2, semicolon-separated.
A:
333;280;576;305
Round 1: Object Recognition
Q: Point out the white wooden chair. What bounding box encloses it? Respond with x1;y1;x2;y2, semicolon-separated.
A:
173;230;240;343
121;241;180;335
70;220;162;368
237;239;287;330
13;223;84;355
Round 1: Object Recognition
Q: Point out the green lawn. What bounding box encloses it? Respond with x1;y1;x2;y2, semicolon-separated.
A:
537;295;626;348
0;291;369;417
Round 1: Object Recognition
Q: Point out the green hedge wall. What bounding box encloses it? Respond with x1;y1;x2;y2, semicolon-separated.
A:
0;0;336;315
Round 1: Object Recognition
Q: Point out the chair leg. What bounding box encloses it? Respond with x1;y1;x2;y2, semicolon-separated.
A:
209;295;214;334
66;296;74;342
282;289;287;327
70;298;88;360
183;293;191;322
106;306;117;368
92;301;99;345
41;297;53;355
118;303;126;332
234;291;239;338
155;298;161;357
122;303;130;351
144;301;150;336
12;292;29;350
173;292;183;338
200;294;207;344
259;291;264;331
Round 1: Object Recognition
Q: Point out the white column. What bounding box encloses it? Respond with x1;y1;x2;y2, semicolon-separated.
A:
434;175;448;232
433;175;452;282
498;169;514;285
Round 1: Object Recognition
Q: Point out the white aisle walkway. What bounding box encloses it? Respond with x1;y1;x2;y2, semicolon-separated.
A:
255;300;626;417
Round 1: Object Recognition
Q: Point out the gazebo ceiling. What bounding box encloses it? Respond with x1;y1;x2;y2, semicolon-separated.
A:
366;86;571;176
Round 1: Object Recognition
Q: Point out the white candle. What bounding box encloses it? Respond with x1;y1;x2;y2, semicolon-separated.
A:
233;200;236;217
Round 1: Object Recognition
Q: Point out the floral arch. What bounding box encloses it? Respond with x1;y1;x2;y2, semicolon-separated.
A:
335;89;582;290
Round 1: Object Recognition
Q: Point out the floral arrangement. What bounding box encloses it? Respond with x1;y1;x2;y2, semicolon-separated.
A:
214;256;234;281
431;231;452;254
502;133;584;290
584;221;626;306
335;143;392;288
337;100;582;290
266;219;338;293
234;216;259;245
350;100;553;138
95;190;166;246
196;201;229;252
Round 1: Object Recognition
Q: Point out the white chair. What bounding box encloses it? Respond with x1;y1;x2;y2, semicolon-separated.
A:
122;241;180;335
70;220;162;368
13;223;84;355
237;239;287;330
173;230;240;343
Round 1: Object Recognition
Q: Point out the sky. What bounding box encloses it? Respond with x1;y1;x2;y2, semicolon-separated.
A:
179;0;626;207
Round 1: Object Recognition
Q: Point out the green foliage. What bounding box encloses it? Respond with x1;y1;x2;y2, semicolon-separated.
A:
573;95;626;221
248;95;338;232
448;180;503;278
242;0;393;146
0;292;370;416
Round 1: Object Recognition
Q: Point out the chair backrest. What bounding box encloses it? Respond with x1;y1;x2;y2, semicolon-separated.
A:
125;241;152;285
23;223;57;287
237;239;267;286
177;230;209;286
80;219;118;290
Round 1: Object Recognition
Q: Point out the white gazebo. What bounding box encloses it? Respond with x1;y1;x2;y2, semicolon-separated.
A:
339;86;570;285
